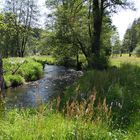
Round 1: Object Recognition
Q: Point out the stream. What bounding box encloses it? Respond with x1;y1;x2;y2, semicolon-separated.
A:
5;65;83;108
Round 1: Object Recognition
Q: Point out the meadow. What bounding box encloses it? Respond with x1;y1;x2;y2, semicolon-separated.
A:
0;55;140;139
110;54;140;66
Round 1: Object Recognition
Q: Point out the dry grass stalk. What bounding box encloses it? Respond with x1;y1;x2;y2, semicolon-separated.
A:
43;88;112;124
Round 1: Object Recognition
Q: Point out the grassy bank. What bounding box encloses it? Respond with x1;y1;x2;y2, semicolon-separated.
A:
1;56;140;139
3;56;56;88
110;55;140;67
60;63;140;138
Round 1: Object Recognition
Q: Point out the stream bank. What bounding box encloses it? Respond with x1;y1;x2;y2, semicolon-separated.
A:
5;65;83;108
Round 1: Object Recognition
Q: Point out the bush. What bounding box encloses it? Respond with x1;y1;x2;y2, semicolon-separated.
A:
18;61;43;81
133;45;140;57
3;58;44;88
57;57;76;67
4;74;24;88
89;54;109;70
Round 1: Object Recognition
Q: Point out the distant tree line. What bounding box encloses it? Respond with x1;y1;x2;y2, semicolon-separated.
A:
111;18;140;57
122;18;140;56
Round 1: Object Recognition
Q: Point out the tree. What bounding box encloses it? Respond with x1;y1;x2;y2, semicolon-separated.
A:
4;0;39;57
111;31;121;56
46;0;133;69
90;0;134;68
122;19;140;56
0;54;4;97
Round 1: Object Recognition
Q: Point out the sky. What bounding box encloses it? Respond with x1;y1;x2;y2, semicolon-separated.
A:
1;0;140;40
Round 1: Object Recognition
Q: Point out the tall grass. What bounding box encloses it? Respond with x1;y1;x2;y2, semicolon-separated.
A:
0;99;139;140
63;64;140;131
1;56;140;139
3;57;44;88
17;60;43;81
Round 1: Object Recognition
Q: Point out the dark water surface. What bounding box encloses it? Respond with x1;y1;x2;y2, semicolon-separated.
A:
5;65;83;108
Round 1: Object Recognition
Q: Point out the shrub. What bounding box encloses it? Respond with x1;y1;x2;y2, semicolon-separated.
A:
3;58;44;88
18;61;43;81
57;57;76;67
4;74;24;88
89;54;109;70
133;45;140;57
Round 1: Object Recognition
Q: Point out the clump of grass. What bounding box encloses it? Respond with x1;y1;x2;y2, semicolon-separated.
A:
31;56;56;66
4;74;25;88
18;60;43;81
3;58;43;88
55;89;112;125
0;109;109;140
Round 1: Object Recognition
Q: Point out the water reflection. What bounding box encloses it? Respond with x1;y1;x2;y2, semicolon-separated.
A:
5;65;83;108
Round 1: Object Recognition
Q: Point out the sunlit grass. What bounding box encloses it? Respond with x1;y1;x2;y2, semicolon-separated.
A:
1;55;140;139
110;55;140;67
0;103;139;140
30;55;57;65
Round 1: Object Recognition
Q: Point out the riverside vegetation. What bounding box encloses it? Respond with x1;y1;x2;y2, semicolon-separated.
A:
0;56;139;139
0;0;140;139
3;56;56;88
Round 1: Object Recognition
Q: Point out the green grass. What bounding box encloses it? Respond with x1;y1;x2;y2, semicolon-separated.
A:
110;55;140;67
31;55;57;66
3;55;57;88
1;55;140;139
4;74;25;88
63;63;140;132
0;107;139;140
17;60;43;81
3;57;43;88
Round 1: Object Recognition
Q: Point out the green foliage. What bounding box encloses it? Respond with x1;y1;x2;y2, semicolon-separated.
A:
91;54;109;70
64;64;140;130
3;57;44;87
0;0;40;57
0;108;139;140
18;61;43;81
133;45;140;57
4;75;24;88
122;19;139;55
45;0;115;69
32;56;56;65
45;0;133;69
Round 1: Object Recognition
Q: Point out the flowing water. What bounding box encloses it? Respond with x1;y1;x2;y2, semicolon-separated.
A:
4;65;83;108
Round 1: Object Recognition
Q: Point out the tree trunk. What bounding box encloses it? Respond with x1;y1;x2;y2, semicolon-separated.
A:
92;0;103;56
0;54;4;97
89;0;104;69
